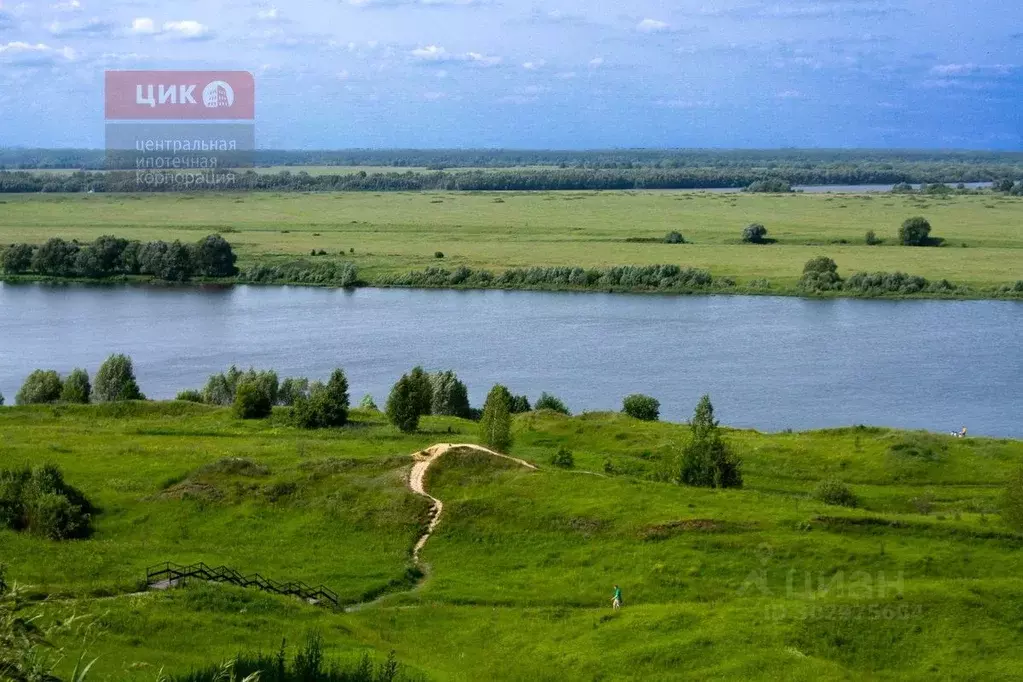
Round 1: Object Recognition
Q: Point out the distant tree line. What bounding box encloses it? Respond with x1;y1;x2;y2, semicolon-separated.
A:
0;163;1019;193
1;234;237;281
12;354;144;406
381;264;717;292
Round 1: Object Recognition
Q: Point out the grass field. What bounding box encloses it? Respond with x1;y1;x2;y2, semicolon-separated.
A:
3;402;1023;680
1;191;1021;293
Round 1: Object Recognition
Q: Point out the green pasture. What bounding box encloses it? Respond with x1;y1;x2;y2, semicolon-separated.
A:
2;403;1022;680
0;191;1020;291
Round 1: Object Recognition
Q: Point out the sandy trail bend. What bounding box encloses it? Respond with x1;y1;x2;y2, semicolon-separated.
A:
409;443;536;562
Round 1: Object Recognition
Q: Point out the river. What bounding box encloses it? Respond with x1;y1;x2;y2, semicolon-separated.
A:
1;283;1020;437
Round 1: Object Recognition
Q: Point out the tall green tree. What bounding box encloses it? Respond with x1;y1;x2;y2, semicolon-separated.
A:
59;368;91;404
676;395;742;489
386;375;420;433
899;216;932;246
430;370;470;417
193;234;238;277
15;370;62;405
407;366;434;416
93;354;145;402
479;384;513;451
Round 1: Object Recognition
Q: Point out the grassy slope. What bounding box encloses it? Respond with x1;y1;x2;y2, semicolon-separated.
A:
1;191;1021;291
2;404;1023;680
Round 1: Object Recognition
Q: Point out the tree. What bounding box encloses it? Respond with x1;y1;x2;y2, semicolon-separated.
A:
278;377;310;406
622;394;660;421
407;366;434;416
431;370;470;418
293;369;349;429
193;234;238;277
664;231;686;244
479;384;513;451
359;394;379;411
0;392;4;406
509;395;531;414
535;392;570;415
741;223;768;244
550;447;574;468
15;370;63;405
386;375;420;433
59;368;90;404
234;380;272;419
899;216;932;246
676;395;742;489
31;238;79;277
865;230;881;246
1;244;34;274
93;354;144;402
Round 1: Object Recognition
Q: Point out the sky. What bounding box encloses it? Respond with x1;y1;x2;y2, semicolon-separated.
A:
0;0;1020;149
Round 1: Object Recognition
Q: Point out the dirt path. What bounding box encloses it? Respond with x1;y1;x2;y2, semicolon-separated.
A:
409;443;537;562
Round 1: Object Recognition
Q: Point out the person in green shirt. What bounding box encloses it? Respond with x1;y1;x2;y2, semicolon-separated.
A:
612;584;622;610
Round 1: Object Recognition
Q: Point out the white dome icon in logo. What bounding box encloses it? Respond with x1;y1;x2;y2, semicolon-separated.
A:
202;80;235;109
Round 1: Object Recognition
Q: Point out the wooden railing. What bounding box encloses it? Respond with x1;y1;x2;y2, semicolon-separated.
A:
145;562;340;609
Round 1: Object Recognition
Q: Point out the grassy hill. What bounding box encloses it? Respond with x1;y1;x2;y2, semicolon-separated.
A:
2;403;1022;680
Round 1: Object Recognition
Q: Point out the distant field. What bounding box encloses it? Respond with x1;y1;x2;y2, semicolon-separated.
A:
1;190;1021;291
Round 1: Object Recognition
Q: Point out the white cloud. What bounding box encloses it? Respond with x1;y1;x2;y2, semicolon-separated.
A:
411;44;500;66
0;41;76;66
522;60;545;70
255;7;290;23
776;89;804;99
163;20;212;40
49;17;116;37
130;17;157;34
930;63;1015;76
51;1;82;11
589;57;604;68
637;18;670;33
422;91;446;100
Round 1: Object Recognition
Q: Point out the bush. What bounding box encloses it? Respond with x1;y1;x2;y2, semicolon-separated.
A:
0;464;93;540
865;230;882;245
94;353;145;402
15;370;63;405
435;251;445;258
383;264;714;292
59;368;90;404
741;223;768;244
359;394;379;411
744;178;792;193
1;243;34;274
535;392;570;415
622;394;660;421
479;384;513;451
234;380;272;419
899;216;932;246
663;231;686;244
242;260;359;287
386;375;420;433
814;480;859;508
193;234;238;277
176;389;205;403
550;447;574;468
798;256;842;292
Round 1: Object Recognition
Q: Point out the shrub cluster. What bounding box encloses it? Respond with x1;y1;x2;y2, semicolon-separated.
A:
622;394;660;421
242;260;359;287
798;256;843;292
535;392;570;415
743;178;793;193
384;264;715;291
292;369;350;429
550;447;575;468
1;234;237;281
797;257;970;296
15;355;143;405
741;223;768;244
0;464;93;540
814;479;859;508
386;368;472;432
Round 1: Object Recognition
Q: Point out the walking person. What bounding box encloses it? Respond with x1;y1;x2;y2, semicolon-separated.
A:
612;584;622;610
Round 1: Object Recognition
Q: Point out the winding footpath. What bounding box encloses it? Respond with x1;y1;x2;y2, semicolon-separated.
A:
408;443;537;563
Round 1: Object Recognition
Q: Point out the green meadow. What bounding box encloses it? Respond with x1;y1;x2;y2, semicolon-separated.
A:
3;402;1023;680
1;190;1021;293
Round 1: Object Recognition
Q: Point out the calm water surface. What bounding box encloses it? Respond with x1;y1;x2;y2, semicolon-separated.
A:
1;284;1020;437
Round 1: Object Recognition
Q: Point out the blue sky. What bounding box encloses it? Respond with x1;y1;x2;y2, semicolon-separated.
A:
0;0;1020;149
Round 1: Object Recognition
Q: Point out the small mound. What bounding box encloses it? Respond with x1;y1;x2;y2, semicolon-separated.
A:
160;481;224;502
640;519;751;541
195;457;270;477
